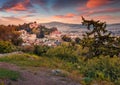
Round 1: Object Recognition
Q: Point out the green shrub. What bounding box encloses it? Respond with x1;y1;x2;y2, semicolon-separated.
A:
34;45;50;56
0;68;20;81
46;44;78;63
0;41;16;53
83;77;93;85
79;56;120;84
114;78;120;85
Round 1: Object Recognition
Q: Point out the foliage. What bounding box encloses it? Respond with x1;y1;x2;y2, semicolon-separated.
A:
46;43;78;63
40;26;58;35
12;37;23;46
78;56;120;84
0;41;16;53
21;45;35;53
62;35;72;42
21;42;86;63
82;77;93;85
75;37;81;44
0;25;23;46
34;45;50;56
0;53;119;85
81;17;120;57
0;53;73;70
0;68;20;81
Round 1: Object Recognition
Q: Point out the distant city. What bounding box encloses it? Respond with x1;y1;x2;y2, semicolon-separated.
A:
18;21;120;47
41;21;120;36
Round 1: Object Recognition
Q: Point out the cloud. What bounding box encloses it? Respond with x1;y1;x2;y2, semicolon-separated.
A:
80;8;120;16
1;16;25;25
86;0;113;8
93;15;113;20
0;0;32;12
52;0;86;11
6;3;26;11
31;0;49;10
94;8;120;14
51;13;82;24
20;15;35;18
76;6;88;11
0;18;6;25
2;16;24;21
53;13;76;18
91;15;120;24
77;0;120;12
31;0;48;6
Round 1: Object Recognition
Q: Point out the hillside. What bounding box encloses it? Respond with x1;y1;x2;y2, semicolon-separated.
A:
41;22;120;35
107;23;120;36
0;53;81;85
40;22;84;32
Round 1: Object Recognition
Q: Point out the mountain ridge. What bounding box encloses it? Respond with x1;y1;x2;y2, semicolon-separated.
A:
40;21;120;33
40;21;84;32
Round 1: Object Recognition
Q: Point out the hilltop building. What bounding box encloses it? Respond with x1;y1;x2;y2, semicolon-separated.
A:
49;29;62;39
29;21;39;29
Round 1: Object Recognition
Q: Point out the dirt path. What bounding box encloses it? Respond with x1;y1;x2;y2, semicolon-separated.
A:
0;62;81;85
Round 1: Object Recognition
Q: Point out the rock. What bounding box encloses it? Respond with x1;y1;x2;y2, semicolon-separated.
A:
52;69;62;75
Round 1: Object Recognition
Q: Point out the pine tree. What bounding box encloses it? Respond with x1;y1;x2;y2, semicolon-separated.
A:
81;17;120;57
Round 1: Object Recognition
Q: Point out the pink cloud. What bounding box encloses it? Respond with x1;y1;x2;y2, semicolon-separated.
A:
0;0;32;12
93;15;120;20
86;0;112;8
53;13;75;18
76;6;88;11
1;16;25;25
6;3;26;11
80;8;120;17
93;15;113;20
2;16;24;22
91;15;120;24
66;13;75;17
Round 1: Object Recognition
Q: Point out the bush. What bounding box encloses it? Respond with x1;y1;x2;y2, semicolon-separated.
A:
79;56;120;84
21;45;35;53
46;44;78;63
0;41;16;53
34;45;50;56
62;35;72;42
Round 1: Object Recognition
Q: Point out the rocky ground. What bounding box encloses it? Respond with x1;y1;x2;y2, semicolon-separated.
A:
0;62;81;85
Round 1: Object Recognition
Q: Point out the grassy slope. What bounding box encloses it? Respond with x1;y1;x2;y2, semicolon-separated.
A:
0;53;82;84
0;53;119;85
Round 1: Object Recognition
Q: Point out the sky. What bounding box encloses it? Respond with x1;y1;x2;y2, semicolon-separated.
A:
0;0;120;25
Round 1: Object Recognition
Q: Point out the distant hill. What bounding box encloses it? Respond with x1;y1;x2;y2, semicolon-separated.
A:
40;22;120;35
40;21;85;32
107;23;120;36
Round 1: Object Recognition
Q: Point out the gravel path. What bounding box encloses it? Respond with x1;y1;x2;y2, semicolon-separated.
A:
0;62;81;85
